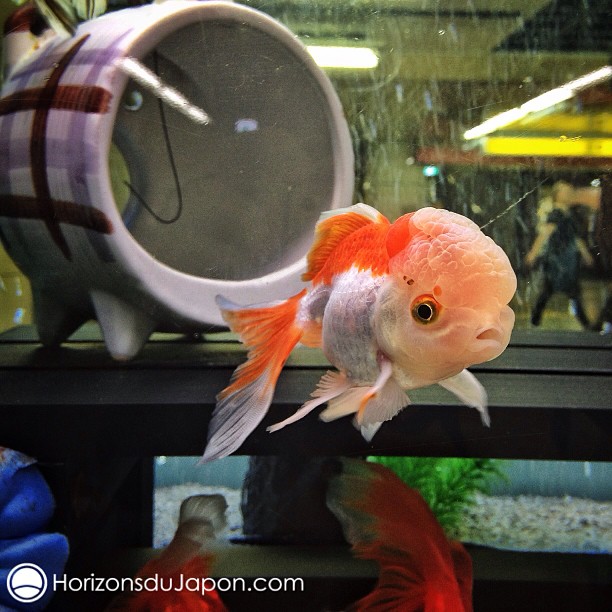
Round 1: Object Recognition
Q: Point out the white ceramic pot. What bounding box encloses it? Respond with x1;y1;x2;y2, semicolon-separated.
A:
0;1;353;358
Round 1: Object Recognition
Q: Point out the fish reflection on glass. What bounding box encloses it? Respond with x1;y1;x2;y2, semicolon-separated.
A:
327;458;473;612
108;494;229;611
202;204;516;461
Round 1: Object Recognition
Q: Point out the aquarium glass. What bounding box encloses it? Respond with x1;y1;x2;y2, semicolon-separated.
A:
154;456;612;554
1;0;611;335
0;5;610;609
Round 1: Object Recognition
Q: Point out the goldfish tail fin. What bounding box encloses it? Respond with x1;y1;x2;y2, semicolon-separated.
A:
327;459;472;612
201;291;306;462
303;203;388;281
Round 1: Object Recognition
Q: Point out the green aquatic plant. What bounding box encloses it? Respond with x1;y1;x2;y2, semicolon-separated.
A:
367;456;506;532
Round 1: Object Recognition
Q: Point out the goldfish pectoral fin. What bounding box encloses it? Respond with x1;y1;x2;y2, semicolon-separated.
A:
267;370;350;432
438;369;490;427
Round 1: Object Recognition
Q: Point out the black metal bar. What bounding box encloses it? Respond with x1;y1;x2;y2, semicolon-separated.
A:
1;331;611;460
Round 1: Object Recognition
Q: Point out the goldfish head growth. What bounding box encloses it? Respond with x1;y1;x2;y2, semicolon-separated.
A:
376;207;516;386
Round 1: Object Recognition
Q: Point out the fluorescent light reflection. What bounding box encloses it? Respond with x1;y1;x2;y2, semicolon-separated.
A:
307;45;379;69
464;65;612;140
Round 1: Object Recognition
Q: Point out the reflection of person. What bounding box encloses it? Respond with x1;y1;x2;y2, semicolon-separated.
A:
546;176;610;332
525;181;594;329
590;175;612;332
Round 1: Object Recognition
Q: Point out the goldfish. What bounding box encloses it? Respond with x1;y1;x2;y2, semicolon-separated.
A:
108;494;228;612
326;458;473;612
202;204;516;461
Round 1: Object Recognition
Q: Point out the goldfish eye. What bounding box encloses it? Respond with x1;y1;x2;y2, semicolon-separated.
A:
411;296;440;324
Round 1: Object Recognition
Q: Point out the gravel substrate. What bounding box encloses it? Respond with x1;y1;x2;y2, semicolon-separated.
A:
154;485;612;553
451;491;612;553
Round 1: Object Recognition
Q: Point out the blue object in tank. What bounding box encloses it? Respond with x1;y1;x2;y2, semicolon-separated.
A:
0;448;69;610
0;449;55;539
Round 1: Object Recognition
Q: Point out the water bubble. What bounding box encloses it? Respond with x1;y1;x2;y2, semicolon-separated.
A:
123;90;143;111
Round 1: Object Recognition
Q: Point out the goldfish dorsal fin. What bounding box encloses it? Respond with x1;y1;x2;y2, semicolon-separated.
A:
303;204;388;282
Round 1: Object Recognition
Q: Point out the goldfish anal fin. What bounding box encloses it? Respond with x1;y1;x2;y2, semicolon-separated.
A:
201;291;306;462
303;203;388;282
267;370;350;432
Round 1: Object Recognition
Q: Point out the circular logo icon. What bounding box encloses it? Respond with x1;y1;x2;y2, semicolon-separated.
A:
6;563;48;603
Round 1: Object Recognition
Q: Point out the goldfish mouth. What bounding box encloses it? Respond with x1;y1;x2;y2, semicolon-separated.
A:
476;327;504;343
471;333;511;365
470;325;509;359
471;306;515;357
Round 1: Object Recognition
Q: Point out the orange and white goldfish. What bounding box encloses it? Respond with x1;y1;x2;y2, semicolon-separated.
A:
108;494;228;612
202;204;516;461
327;458;473;612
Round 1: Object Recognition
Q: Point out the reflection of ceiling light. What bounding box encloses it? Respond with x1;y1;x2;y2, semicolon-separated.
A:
520;89;573;113
464;65;612;140
307;46;379;69
464;108;526;140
